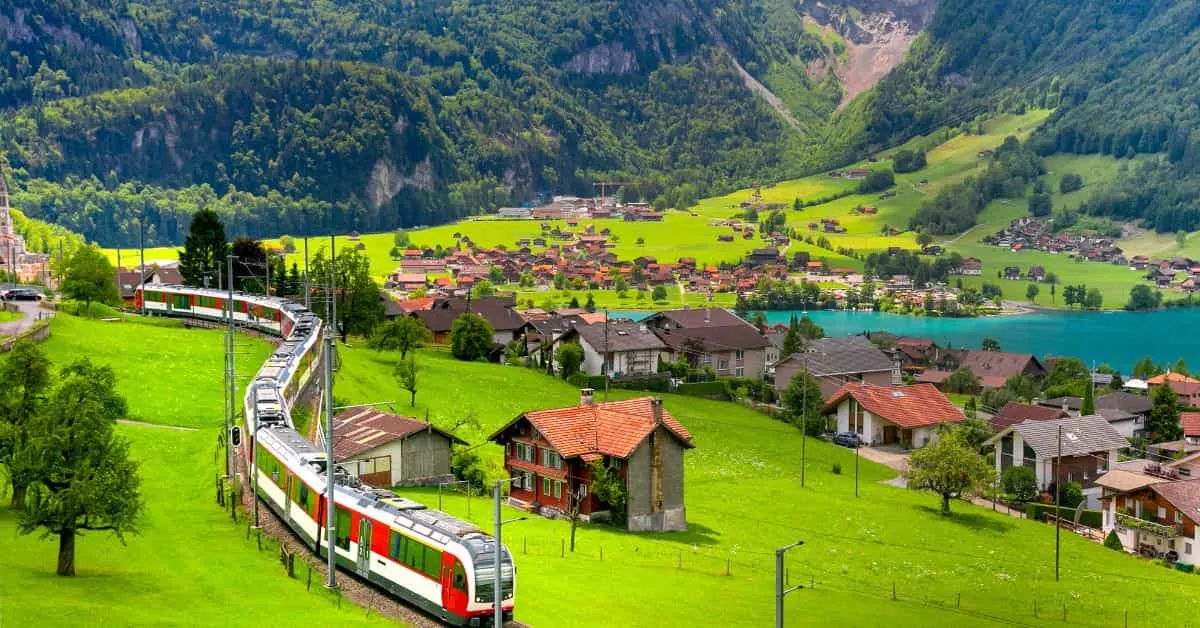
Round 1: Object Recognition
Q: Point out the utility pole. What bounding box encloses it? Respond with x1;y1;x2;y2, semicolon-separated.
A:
603;308;610;401
324;255;337;589
226;253;236;478
303;236;310;310
138;213;146;316
775;540;804;627
800;355;808;488
329;233;337;340
494;480;503;628
1055;424;1062;582
855;441;860;497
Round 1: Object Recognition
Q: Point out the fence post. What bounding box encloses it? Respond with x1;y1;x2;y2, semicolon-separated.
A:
957;593;960;608
1062;602;1066;622
523;536;527;555
678;551;682;569
307;564;312;591
561;539;565;558
892;582;896;601
1034;600;1038;618
1124;609;1128;628
600;547;603;561
726;558;730;576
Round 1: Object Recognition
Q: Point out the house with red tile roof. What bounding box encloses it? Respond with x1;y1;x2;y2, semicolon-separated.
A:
1149;372;1200;407
332;408;467;487
1184;412;1200;446
487;391;694;531
821;383;963;448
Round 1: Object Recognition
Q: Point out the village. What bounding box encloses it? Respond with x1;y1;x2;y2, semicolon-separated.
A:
986;217;1200;292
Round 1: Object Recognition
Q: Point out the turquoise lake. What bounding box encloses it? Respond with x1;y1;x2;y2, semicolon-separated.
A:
611;308;1199;371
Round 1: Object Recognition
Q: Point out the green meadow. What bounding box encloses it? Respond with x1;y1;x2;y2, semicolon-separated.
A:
335;343;1200;627
0;315;391;627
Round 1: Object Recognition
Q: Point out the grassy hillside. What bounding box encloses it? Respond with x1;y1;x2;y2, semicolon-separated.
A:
336;343;1200;627
0;315;390;626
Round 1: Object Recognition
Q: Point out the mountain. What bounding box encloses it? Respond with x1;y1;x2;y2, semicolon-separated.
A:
842;0;1200;232
0;0;934;245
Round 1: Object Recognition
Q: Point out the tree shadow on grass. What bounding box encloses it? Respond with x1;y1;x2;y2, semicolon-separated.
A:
639;521;722;547
914;504;1015;534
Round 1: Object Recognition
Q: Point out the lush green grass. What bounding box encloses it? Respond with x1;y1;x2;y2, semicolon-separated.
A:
102;245;182;268
40;314;271;428
0;315;391;626
339;345;1200;627
0;309;22;323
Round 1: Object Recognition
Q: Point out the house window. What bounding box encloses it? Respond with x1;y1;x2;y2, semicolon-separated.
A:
735;350;745;360
553;481;562;499
610;458;623;471
1158;506;1167;520
1169;539;1176;549
1177;510;1184;523
541;449;562;470
543;477;552;497
702;353;712;365
718;359;730;371
736;367;744;377
514;443;534;463
1187;543;1193;555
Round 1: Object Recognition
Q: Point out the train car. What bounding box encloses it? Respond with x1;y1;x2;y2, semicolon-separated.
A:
135;284;515;625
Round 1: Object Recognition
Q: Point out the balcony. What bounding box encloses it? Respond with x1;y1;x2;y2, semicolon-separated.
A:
1116;512;1182;538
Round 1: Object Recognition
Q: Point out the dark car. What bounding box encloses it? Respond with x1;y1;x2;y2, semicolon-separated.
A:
2;288;42;301
832;432;862;448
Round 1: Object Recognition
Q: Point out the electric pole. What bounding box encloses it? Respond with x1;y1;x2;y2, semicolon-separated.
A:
1055;424;1062;582
304;236;310;310
138;213;145;316
324;252;338;589
801;355;808;488
775;540;804;627
226;253;236;478
603;308;610;400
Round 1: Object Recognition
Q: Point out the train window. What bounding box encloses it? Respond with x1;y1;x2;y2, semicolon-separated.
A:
403;535;425;572
452;561;467;591
389;532;405;562
299;484;309;510
423;546;442;580
335;508;352;550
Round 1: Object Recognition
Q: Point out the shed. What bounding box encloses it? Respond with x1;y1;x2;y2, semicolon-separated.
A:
332;408;467;487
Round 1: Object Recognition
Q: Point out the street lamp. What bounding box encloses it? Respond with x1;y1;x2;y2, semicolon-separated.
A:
492;477;525;628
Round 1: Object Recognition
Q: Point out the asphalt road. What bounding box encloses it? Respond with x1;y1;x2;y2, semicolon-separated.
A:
0;298;45;337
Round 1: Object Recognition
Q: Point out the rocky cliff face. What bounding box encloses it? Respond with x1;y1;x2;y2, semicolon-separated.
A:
802;0;937;107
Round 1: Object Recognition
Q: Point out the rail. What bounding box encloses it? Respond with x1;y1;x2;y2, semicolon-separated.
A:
1116;512;1181;537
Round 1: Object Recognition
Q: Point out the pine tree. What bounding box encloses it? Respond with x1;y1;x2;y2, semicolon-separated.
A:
1148;383;1182;442
178;209;228;288
780;315;803;357
1081;378;1096;415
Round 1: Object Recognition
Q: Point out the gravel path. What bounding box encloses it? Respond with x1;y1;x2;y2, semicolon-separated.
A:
0;299;44;337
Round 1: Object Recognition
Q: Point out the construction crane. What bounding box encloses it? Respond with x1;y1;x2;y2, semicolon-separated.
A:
593;181;645;207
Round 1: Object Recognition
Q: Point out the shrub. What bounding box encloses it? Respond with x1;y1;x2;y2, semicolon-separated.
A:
831;463;842;475
1103;529;1124;551
1025;504;1103;528
1062;481;1084;508
1001;466;1038;503
1176;562;1195;573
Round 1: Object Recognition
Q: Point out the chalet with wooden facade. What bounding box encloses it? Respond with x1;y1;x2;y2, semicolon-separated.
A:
773;336;899;400
641;308;768;378
985;414;1128;508
488;391;694;532
1097;457;1200;564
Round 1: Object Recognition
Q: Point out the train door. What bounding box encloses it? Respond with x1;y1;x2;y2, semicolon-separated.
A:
355;518;372;577
284;474;293;521
441;554;468;615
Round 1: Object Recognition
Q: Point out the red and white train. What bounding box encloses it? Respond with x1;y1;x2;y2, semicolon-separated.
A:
137;285;515;626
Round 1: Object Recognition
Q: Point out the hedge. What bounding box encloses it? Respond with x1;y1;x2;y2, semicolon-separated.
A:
1025;503;1103;529
675;381;730;400
566;373;608;390
611;375;672;393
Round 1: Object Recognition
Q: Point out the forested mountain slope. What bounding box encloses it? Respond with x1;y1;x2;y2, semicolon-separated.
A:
840;0;1200;232
0;0;931;245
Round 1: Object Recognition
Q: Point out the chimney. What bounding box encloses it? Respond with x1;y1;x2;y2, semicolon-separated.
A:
1062;399;1069;412
651;397;664;425
580;388;595;406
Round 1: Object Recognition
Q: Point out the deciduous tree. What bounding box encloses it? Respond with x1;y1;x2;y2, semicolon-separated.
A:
555;343;584;379
783;369;824;435
394;356;418;407
60;245;119;316
18;359;140;576
450;313;493;361
309;247;385;338
369;317;432;358
0;341;52;508
945;367;980;394
1001;466;1038;503
905;429;995;515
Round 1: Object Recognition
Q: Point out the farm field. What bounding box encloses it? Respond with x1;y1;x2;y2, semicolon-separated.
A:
0;315;392;627
333;345;1200;627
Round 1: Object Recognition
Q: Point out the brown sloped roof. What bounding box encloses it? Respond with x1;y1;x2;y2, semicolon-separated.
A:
489;397;693;460
573;321;666;353
332;408;466;460
960;350;1043;379
1151;480;1200;524
990;402;1068;431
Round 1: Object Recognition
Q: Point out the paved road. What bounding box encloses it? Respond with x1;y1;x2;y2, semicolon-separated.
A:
857;445;910;488
0;299;45;337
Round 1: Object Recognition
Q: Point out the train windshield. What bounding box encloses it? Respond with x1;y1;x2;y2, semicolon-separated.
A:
471;544;514;603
